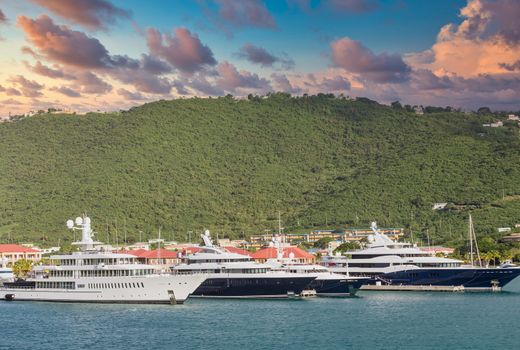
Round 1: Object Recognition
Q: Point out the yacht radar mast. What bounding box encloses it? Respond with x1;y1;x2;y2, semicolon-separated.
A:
67;215;102;251
201;230;214;247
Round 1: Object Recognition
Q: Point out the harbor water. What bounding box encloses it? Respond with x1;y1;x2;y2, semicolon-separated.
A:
2;278;520;350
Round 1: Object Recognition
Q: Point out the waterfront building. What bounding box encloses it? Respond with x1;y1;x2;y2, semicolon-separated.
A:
246;227;403;249
0;244;42;265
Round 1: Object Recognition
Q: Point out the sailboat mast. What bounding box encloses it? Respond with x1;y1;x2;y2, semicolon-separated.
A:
469;214;474;267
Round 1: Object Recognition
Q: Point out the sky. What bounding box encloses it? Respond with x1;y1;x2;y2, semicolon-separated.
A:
0;0;519;117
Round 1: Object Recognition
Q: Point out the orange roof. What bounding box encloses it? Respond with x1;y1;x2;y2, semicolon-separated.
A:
117;249;149;258
251;246;314;260
141;248;179;259
223;246;252;256
0;244;40;253
180;246;203;254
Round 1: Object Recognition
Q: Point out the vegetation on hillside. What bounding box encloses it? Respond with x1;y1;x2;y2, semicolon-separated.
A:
1;94;519;252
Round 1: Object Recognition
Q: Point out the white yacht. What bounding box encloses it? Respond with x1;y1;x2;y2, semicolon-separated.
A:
171;231;316;298
320;222;520;291
0;258;14;285
0;216;207;304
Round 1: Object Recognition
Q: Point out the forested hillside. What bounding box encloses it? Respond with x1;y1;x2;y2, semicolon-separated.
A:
1;94;519;247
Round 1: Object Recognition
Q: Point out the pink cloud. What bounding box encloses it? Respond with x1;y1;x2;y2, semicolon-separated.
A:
25;61;75;80
117;88;146;101
331;37;411;83
236;43;294;69
0;9;7;23
50;86;81;97
29;0;131;30
17;15;113;68
216;61;271;92
215;0;276;29
8;75;44;97
146;27;216;74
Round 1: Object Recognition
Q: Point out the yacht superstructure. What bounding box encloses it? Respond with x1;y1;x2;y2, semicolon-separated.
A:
0;216;207;303
321;222;520;291
171;231;316;298
0;258;14;285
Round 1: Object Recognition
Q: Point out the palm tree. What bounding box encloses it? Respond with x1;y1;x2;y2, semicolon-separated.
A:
481;252;494;268
12;259;33;279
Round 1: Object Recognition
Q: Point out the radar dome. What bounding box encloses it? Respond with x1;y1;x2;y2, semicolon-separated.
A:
66;219;74;229
75;217;83;225
84;217;91;225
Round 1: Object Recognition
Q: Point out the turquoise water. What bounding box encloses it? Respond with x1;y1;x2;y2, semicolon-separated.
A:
2;279;520;350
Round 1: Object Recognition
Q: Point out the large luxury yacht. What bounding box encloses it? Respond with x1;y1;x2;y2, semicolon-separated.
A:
171;231;316;298
0;216;207;304
320;222;520;291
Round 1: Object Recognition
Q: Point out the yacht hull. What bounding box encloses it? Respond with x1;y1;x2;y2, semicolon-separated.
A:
0;274;207;304
379;267;520;289
309;278;365;297
192;276;316;298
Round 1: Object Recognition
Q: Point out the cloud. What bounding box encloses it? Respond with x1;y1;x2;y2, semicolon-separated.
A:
117;88;146;100
409;0;520;78
236;43;294;69
328;0;379;13
0;9;7;23
500;60;520;71
29;0;131;30
25;61;75;80
75;72;112;94
216;61;271;92
17;15;115;68
188;75;225;96
8;75;44;97
1;98;23;105
20;46;41;58
410;69;453;90
141;54;172;75
111;69;172;94
318;76;351;91
271;73;302;94
146;27;217;74
331;37;411;83
214;0;276;29
50;86;81;97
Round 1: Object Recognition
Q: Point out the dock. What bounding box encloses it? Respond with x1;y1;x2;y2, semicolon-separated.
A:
360;284;501;292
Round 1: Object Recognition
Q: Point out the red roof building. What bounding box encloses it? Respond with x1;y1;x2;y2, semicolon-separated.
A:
251;246;315;264
0;244;42;265
122;248;180;266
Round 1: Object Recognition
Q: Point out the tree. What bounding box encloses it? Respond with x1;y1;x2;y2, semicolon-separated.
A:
12;259;33;279
314;237;333;249
477;107;492;114
334;241;360;254
391;101;402;109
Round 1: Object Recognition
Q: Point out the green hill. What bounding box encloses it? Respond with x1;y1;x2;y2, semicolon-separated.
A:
1;94;519;247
